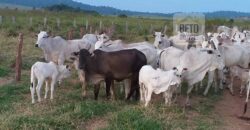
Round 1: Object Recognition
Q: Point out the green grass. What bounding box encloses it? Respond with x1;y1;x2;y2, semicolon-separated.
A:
105;108;164;130
0;66;11;77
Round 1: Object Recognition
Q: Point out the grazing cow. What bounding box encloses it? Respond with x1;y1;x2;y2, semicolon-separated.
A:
76;49;147;100
35;31;97;65
139;65;183;107
30;61;71;104
159;47;224;105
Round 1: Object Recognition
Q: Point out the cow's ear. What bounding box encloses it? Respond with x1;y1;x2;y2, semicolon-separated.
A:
73;52;79;56
207;50;213;54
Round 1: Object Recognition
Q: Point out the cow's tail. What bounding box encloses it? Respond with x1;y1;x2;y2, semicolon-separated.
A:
30;66;36;89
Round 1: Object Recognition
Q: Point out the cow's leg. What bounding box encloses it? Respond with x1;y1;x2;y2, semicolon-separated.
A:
139;83;144;103
94;84;100;100
36;79;44;102
203;70;215;96
132;74;140;100
44;80;49;99
127;75;139;100
186;85;194;106
145;88;152;107
214;70;218;93
240;81;246;97
219;70;224;89
50;79;56;100
164;91;171;106
110;80;116;100
78;70;87;98
244;82;250;114
124;79;131;99
105;79;112;99
229;72;234;95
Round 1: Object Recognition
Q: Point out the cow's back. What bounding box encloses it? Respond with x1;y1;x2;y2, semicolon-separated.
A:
92;49;147;79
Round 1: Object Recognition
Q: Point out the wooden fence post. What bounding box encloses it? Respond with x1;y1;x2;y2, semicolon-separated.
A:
163;25;167;34
0;16;2;24
29;17;33;26
89;26;92;33
111;21;114;27
56;18;60;28
73;19;76;28
15;33;23;82
85;20;89;32
68;29;74;40
125;21;128;34
99;20;102;30
149;24;154;34
80;27;84;37
12;16;16;24
44;17;47;27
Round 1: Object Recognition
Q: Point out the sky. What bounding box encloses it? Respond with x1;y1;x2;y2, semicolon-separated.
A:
74;0;250;13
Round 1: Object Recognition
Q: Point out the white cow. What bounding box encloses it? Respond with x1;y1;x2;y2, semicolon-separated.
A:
95;33;158;68
35;31;98;65
139;65;183;107
156;32;205;50
153;32;172;49
217;26;232;37
207;37;250;94
159;47;224;105
30;61;71;104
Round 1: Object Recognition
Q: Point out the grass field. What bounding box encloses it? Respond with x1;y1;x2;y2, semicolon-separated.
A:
0;9;246;129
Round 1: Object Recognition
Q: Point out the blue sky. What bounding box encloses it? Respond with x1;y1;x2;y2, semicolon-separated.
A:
74;0;250;13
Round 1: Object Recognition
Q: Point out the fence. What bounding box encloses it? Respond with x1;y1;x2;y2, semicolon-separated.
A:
0;15;170;37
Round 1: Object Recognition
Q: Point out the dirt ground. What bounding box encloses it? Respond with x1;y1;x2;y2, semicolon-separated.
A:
215;79;250;130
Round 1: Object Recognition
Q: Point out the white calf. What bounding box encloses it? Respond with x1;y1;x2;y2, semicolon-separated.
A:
139;65;183;107
30;62;71;104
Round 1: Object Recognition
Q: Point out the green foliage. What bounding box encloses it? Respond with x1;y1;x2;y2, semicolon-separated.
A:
0;66;11;77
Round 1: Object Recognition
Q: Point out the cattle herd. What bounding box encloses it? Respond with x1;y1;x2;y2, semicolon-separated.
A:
31;25;250;114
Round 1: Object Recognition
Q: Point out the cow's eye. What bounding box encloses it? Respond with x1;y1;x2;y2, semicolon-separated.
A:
218;55;221;57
